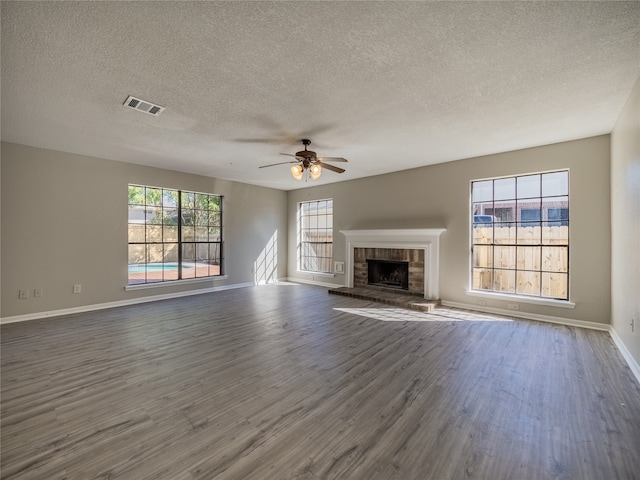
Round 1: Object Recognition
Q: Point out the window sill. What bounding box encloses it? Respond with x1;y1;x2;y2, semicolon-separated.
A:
125;275;229;291
297;270;336;279
466;290;575;309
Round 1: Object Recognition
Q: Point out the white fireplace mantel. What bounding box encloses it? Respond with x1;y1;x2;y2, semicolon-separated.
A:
340;229;446;300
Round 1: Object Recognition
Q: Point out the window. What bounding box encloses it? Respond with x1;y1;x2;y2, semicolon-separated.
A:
128;185;223;285
471;171;569;300
298;199;333;274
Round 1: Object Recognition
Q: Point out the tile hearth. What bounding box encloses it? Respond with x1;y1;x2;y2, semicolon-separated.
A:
328;287;440;312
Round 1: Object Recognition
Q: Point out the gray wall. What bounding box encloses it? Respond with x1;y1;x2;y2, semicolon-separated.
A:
288;135;611;326
0;132;618;331
611;75;640;367
1;142;288;318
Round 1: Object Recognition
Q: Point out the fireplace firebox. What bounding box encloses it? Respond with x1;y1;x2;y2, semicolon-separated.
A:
367;259;409;290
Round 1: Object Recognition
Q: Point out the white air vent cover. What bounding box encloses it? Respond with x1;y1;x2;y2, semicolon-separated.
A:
123;95;165;116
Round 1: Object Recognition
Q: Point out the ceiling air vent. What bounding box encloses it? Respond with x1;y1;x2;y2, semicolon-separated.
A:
123;95;165;116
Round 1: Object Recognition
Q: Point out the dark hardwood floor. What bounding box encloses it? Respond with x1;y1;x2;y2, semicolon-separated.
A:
2;284;639;480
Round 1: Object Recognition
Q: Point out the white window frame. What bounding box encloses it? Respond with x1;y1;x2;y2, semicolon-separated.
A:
469;170;572;305
297;199;334;275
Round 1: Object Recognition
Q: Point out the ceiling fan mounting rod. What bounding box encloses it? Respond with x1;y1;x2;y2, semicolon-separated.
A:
296;138;316;160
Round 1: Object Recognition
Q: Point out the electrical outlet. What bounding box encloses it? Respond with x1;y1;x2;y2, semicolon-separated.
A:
19;289;29;300
478;300;487;306
34;288;43;298
73;284;82;294
507;303;519;311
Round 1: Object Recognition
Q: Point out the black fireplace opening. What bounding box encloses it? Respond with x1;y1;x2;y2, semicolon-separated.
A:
367;259;409;290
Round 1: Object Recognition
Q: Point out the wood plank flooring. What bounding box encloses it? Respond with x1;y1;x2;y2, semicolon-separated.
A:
2;284;639;479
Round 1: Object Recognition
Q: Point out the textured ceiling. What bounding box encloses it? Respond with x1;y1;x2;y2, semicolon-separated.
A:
2;1;640;190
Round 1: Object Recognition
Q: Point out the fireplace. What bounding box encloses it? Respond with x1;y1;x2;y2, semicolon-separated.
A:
355;248;421;293
340;229;447;300
367;259;409;290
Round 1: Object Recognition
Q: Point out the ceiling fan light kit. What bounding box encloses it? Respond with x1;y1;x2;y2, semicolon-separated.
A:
290;164;304;180
290;162;321;181
260;139;347;181
309;163;322;180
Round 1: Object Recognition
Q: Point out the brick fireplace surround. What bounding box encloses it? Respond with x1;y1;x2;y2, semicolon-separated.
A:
340;229;447;301
354;248;424;294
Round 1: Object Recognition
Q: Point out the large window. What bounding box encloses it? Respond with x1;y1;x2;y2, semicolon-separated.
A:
471;171;569;300
298;199;333;274
128;185;223;285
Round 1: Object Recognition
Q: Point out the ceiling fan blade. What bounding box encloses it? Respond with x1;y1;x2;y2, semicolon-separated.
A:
320;162;346;174
317;156;348;163
259;160;299;168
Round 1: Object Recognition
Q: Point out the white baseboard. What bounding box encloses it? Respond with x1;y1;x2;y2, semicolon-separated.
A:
609;327;640;386
0;282;255;324
441;300;610;331
283;276;340;289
